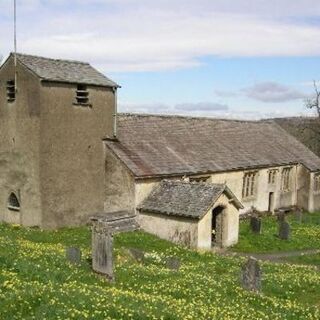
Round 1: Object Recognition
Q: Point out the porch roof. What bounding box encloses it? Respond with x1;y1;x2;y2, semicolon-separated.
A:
138;180;243;220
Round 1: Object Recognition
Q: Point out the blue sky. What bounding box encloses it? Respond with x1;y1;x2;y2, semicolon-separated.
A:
1;0;320;119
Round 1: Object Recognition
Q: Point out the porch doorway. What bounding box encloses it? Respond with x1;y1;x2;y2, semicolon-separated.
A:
211;206;224;247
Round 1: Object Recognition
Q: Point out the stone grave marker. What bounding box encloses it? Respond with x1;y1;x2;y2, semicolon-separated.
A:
66;247;82;264
276;212;286;223
90;211;139;281
127;248;145;262
250;217;262;234
92;224;114;280
295;210;303;224
166;257;181;271
241;257;261;292
279;221;290;240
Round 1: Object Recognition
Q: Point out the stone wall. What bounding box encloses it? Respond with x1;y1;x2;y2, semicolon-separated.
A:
138;192;239;250
138;212;199;248
120;161;313;220
0;56;42;226
104;149;135;213
309;172;320;212
39;82;115;228
1;56;117;228
192;165;301;213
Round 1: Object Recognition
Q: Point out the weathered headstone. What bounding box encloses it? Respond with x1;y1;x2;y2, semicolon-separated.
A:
90;211;139;282
295;210;303;224
277;212;286;223
66;247;82;264
250;217;262;234
279;221;290;240
128;248;145;262
241;257;261;292
91;221;114;280
166;257;181;271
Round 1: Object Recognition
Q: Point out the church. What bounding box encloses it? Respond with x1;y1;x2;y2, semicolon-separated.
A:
1;53;320;249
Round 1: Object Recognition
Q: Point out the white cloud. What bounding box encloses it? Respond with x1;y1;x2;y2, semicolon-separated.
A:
118;100;308;120
1;1;320;72
175;102;228;112
243;82;307;103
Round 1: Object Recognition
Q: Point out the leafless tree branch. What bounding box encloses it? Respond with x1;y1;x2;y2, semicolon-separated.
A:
305;80;320;118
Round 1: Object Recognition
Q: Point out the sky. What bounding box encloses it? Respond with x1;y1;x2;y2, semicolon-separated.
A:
1;0;320;119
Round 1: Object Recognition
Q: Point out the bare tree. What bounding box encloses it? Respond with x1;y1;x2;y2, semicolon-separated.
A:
275;85;320;157
305;80;320;118
300;80;320;155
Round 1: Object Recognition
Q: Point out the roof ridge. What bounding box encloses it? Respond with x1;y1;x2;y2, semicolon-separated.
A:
118;112;261;123
14;52;89;65
162;179;225;187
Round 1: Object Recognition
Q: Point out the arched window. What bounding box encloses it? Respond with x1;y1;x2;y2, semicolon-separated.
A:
8;193;20;211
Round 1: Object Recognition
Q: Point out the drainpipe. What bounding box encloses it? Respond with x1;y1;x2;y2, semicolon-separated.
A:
112;87;117;139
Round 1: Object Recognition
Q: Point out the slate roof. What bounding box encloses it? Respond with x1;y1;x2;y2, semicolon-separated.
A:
138;180;242;219
11;53;118;87
105;113;320;178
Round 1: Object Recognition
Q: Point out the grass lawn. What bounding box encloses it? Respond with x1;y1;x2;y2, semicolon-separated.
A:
232;212;320;253
284;254;320;266
0;224;320;319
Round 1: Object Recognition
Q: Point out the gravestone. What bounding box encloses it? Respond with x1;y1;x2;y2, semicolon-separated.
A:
66;247;82;264
277;212;286;223
91;211;139;281
91;222;114;280
295;210;303;224
279;221;290;240
250;217;262;234
128;248;145;262
241;257;261;292
166;257;181;271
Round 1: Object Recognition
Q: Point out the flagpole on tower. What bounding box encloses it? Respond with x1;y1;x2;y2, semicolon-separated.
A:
14;0;17;93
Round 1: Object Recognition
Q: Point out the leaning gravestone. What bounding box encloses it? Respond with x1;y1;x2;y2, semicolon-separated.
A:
91;223;114;280
279;221;290;240
250;217;262;234
66;247;82;264
166;257;181;271
90;211;139;281
241;257;261;292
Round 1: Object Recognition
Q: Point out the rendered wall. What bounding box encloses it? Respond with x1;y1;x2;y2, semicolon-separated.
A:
192;165;299;213
309;172;320;212
138;212;199;248
39;82;115;228
0;57;42;226
104;149;135;213
297;164;310;210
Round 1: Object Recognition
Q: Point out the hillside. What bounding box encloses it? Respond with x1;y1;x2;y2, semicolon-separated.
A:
0;223;319;319
274;117;320;158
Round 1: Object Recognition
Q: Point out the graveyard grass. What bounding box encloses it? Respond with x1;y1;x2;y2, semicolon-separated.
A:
285;253;320;266
0;223;320;319
232;212;320;253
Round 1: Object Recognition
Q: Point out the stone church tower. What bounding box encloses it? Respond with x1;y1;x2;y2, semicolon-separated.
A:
0;53;119;228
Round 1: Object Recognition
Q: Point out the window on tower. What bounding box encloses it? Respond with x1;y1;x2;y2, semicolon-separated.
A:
75;84;90;105
6;80;16;102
